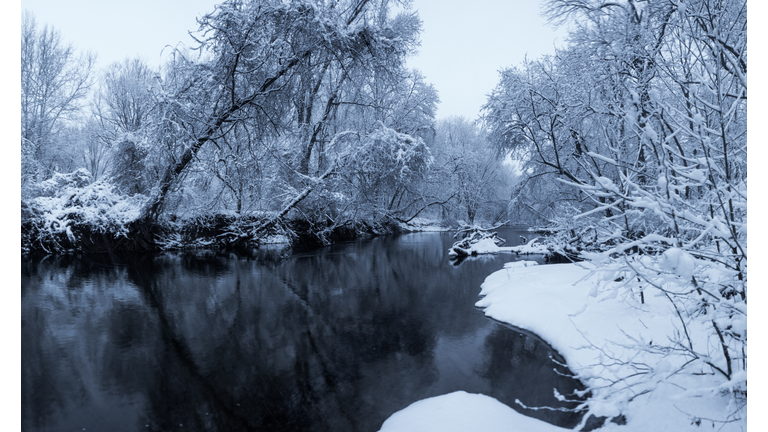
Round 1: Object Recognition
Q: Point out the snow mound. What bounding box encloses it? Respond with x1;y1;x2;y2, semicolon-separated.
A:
506;237;549;254
378;391;568;432
659;247;695;280
466;238;549;256
470;237;502;254
448;229;548;258
474;262;746;432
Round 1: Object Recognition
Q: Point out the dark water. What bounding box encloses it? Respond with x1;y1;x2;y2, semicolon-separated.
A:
21;228;586;432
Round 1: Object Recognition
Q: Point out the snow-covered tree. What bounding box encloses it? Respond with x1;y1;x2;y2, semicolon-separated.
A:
483;49;618;225
21;10;96;190
486;0;747;423
90;57;159;193
136;0;425;223
431;117;512;225
338;123;433;218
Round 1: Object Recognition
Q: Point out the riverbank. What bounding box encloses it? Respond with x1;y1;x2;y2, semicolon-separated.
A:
21;207;451;256
380;261;747;432
20;170;453;255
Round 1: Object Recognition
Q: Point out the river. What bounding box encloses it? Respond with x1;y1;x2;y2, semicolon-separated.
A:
21;227;586;431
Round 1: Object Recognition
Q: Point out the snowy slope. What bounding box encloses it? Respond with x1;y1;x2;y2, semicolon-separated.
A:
378;261;746;432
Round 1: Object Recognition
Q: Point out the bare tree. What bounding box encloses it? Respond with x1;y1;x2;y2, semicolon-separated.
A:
432;117;510;225
92;58;155;140
91;57;158;193
21;10;95;187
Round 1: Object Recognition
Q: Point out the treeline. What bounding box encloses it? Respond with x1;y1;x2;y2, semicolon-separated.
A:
483;0;746;421
21;0;516;254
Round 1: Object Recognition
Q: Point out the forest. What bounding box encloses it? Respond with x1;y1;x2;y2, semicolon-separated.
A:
20;0;747;429
21;0;517;254
19;0;748;254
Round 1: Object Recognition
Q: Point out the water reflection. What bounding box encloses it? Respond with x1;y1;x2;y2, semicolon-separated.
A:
22;229;585;432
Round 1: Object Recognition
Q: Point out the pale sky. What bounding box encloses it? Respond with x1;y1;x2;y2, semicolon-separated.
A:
19;0;567;120
406;0;568;120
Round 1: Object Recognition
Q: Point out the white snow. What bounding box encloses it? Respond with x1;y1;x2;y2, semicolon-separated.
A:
506;238;549;254
475;262;745;431
468;237;503;254
399;217;451;232
31;178;146;238
378;261;746;432
658;247;695;280
378;391;568;432
463;237;549;255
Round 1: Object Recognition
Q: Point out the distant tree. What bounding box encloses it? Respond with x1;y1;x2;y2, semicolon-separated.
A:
432;117;513;225
80;119;113;182
21;10;95;187
91;57;158;193
92;58;155;140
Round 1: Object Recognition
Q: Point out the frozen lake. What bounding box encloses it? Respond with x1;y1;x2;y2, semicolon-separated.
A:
22;228;586;431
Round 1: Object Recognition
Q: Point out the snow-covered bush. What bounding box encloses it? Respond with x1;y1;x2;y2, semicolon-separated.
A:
32;168;93;198
23;172;146;253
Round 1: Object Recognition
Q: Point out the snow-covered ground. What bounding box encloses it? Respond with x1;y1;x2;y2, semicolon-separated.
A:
470;237;549;255
378;261;747;432
379;391;568;432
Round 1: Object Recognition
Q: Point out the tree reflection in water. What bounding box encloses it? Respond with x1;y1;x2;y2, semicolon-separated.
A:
21;229;586;432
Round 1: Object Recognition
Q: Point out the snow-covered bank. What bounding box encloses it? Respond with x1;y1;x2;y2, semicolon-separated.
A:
378;261;746;432
474;261;745;431
22;186;433;254
378;391;568;432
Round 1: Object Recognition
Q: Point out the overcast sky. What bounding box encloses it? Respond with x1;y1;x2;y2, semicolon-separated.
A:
19;0;568;120
406;0;568;120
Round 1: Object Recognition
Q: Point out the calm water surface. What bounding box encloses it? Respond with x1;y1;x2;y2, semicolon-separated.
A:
21;228;586;432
